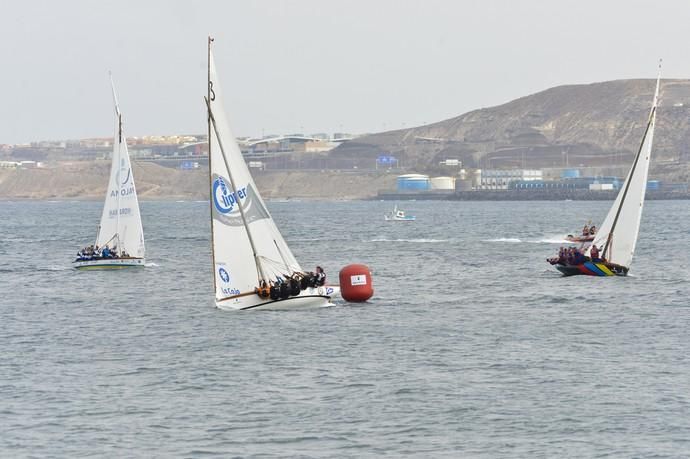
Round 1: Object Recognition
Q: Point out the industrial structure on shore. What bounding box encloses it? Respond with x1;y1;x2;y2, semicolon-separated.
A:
380;166;679;199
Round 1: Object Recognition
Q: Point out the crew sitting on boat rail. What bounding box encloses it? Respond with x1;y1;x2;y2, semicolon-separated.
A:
547;246;585;266
547;245;605;266
76;244;127;261
256;268;328;300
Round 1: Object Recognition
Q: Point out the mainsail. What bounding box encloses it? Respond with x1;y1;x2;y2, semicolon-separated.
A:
95;78;145;258
207;46;300;301
587;65;660;269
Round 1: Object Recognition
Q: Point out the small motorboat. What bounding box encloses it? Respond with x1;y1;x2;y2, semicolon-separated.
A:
384;205;416;221
565;233;595;243
565;220;596;243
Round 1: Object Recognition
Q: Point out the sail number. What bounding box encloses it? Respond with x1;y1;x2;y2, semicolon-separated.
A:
110;186;135;198
109;207;132;217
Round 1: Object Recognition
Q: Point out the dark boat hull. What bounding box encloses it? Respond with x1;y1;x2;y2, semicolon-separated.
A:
555;261;628;277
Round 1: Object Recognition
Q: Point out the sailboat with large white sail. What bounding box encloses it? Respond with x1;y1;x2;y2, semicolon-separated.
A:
550;62;661;277
74;77;145;270
205;37;339;310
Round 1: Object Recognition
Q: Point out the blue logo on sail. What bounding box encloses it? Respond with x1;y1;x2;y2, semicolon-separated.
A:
218;267;230;283
213;176;247;214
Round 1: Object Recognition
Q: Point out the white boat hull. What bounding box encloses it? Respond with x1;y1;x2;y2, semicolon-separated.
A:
73;258;145;270
216;285;340;311
384;216;416;221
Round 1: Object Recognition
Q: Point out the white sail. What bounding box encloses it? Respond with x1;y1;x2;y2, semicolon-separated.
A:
207;49;300;302
95;78;145;258
588;68;660;269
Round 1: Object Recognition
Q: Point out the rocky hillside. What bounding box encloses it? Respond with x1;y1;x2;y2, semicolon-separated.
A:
333;79;690;181
0;162;395;200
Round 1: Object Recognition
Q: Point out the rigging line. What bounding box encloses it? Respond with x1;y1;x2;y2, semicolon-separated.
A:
205;96;268;283
273;239;294;275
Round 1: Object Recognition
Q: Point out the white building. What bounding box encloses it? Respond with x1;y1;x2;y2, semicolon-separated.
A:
480;169;542;190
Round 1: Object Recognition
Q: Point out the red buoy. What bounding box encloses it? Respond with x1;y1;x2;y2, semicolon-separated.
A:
339;264;374;302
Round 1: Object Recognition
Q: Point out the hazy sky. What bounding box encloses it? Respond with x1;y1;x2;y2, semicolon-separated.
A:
1;0;688;144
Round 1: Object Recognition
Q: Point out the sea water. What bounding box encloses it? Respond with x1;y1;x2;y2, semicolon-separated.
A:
1;200;689;457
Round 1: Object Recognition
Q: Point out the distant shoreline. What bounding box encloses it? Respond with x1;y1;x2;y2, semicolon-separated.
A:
3;193;690;202
375;190;690;201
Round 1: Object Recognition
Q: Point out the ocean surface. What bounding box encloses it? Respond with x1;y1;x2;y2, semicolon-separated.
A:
1;199;689;458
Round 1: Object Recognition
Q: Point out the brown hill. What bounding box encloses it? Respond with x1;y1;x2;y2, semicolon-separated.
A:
0;161;394;200
333;79;690;181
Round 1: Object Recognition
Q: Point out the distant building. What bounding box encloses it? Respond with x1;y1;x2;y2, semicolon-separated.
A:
513;176;621;190
439;159;461;167
17;160;44;168
480;169;543;190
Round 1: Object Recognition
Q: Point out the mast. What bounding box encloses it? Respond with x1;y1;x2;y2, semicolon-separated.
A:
207;36;218;294
94;224;101;248
115;111;122;251
205;97;268;285
602;61;661;260
110;74;122;252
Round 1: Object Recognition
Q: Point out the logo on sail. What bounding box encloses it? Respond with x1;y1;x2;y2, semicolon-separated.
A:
117;158;131;186
111;158;134;198
213;176;243;214
218;267;230;283
212;174;270;226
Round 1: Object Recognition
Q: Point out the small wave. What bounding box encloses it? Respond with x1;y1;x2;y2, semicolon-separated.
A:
369;238;447;243
485;237;521;243
145;262;159;267
45;265;72;271
530;236;570;244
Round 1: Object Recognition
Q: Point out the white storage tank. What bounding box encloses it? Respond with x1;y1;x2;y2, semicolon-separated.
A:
430;176;456;190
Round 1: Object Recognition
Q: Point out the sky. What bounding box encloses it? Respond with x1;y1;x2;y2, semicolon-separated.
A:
1;0;688;144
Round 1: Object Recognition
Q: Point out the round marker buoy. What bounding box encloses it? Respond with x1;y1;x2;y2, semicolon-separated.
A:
339;264;374;302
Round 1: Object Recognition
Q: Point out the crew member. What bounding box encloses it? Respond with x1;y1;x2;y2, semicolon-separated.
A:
590;244;600;260
315;266;326;286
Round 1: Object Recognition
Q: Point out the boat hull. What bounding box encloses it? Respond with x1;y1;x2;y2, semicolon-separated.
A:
384;216;416;221
565;235;594;243
73;257;145;270
216;286;340;311
555;261;628;277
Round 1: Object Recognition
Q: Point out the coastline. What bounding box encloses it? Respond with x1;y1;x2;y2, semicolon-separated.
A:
2;161;688;201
